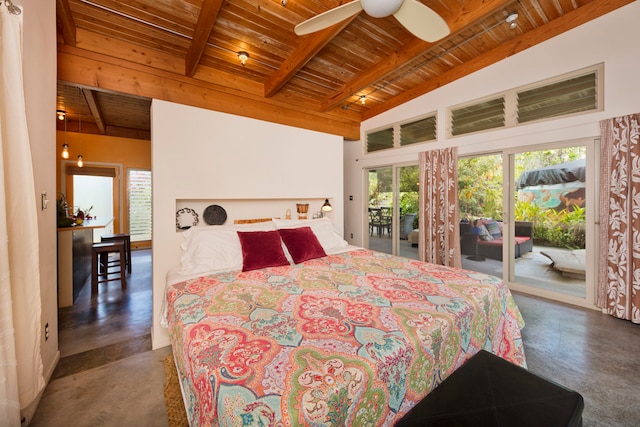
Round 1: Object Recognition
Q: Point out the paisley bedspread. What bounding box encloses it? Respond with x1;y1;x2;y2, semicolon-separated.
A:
165;249;526;427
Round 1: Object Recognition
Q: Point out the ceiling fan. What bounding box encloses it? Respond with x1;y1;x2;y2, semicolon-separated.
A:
294;0;450;43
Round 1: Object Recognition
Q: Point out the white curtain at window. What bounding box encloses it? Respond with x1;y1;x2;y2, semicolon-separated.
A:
0;4;45;425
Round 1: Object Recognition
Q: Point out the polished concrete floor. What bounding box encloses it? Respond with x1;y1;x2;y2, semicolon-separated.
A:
30;248;640;426
30;249;171;427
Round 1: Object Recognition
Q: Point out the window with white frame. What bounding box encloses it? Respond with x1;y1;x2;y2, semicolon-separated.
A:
449;64;602;137
366;114;437;153
400;115;437;146
128;169;152;242
366;127;394;153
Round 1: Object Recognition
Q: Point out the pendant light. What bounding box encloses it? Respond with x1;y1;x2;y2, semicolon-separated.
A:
77;115;84;167
61;112;69;159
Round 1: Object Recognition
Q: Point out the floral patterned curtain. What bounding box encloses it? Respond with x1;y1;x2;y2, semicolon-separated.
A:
598;113;640;323
418;147;461;268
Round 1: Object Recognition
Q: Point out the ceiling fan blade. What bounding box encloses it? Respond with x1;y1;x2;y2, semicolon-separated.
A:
294;1;363;36
393;0;450;43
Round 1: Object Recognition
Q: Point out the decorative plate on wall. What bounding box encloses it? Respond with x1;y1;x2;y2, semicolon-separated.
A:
203;204;227;225
176;207;199;230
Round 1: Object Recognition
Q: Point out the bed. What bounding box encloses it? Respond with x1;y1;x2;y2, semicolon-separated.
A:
163;218;526;426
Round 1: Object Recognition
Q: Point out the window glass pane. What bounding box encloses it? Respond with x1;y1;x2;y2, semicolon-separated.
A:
400;116;436;146
517;72;597;123
366;127;394;152
128;170;152;242
451;97;505;136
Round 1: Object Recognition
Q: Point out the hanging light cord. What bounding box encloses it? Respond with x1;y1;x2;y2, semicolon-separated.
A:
2;0;22;15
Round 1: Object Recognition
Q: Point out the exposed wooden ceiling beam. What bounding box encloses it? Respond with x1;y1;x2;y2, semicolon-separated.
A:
320;0;512;112
363;0;634;120
264;15;359;98
57;44;360;139
56;0;76;46
81;88;106;135
185;0;223;77
106;126;151;140
68;27;362;123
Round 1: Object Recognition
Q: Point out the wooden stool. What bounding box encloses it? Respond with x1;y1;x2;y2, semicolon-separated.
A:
92;241;127;294
101;233;132;274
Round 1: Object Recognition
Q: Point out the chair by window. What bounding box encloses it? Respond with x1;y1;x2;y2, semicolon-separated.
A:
380;207;392;236
370;207;391;237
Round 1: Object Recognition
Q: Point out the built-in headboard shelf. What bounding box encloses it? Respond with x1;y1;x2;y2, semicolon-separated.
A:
175;198;334;231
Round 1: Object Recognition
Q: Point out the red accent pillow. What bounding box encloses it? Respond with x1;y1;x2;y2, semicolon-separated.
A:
278;226;327;264
237;230;290;272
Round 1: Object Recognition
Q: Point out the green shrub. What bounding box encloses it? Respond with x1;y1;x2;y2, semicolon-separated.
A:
514;201;585;249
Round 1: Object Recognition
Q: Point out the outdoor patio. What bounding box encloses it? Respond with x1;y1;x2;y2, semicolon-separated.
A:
367;235;586;298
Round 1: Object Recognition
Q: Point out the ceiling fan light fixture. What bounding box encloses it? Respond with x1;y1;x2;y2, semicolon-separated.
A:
56;109;66;120
360;95;366;105
362;0;404;18
238;51;249;66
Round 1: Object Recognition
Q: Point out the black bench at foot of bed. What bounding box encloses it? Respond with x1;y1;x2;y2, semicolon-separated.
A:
396;350;584;427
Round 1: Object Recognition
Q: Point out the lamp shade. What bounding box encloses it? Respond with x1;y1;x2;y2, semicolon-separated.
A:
321;199;333;212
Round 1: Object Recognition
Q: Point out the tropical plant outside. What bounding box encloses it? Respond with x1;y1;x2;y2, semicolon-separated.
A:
369;166;419;214
458;147;586;249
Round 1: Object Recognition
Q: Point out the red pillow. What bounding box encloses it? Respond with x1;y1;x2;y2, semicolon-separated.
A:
237;230;290;272
278;227;327;264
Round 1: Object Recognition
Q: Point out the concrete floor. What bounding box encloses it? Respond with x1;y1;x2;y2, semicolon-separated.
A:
29;249;171;427
29;248;640;426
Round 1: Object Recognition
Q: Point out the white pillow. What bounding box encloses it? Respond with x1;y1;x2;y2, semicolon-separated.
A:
273;218;348;253
179;221;277;274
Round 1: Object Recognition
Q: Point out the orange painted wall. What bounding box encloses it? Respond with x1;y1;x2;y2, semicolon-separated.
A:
56;131;151;248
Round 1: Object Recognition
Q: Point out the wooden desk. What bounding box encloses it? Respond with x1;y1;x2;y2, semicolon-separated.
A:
57;219;112;307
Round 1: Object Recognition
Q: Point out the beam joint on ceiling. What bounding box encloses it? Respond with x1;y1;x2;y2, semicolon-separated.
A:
320;0;512;112
185;0;224;77
362;0;634;120
264;14;359;98
57;45;361;140
81;88;106;135
56;0;76;46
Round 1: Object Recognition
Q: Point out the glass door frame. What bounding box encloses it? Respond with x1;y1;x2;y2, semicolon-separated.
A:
364;161;419;258
502;137;598;309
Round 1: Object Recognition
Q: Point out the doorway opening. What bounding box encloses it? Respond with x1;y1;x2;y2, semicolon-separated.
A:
458;141;593;306
73;174;114;241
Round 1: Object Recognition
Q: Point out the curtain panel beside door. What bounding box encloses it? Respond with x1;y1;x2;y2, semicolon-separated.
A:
599;112;640;323
418;147;461;268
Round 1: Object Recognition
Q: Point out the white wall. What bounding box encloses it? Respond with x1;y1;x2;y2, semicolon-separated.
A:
344;2;640;247
21;0;58;421
151;101;344;348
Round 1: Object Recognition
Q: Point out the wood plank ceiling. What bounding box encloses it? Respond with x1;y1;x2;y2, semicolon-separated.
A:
55;0;632;140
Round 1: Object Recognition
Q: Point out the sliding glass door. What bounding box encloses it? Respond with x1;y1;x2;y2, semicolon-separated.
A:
458;153;504;277
366;164;419;260
509;145;588;300
458;140;594;306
